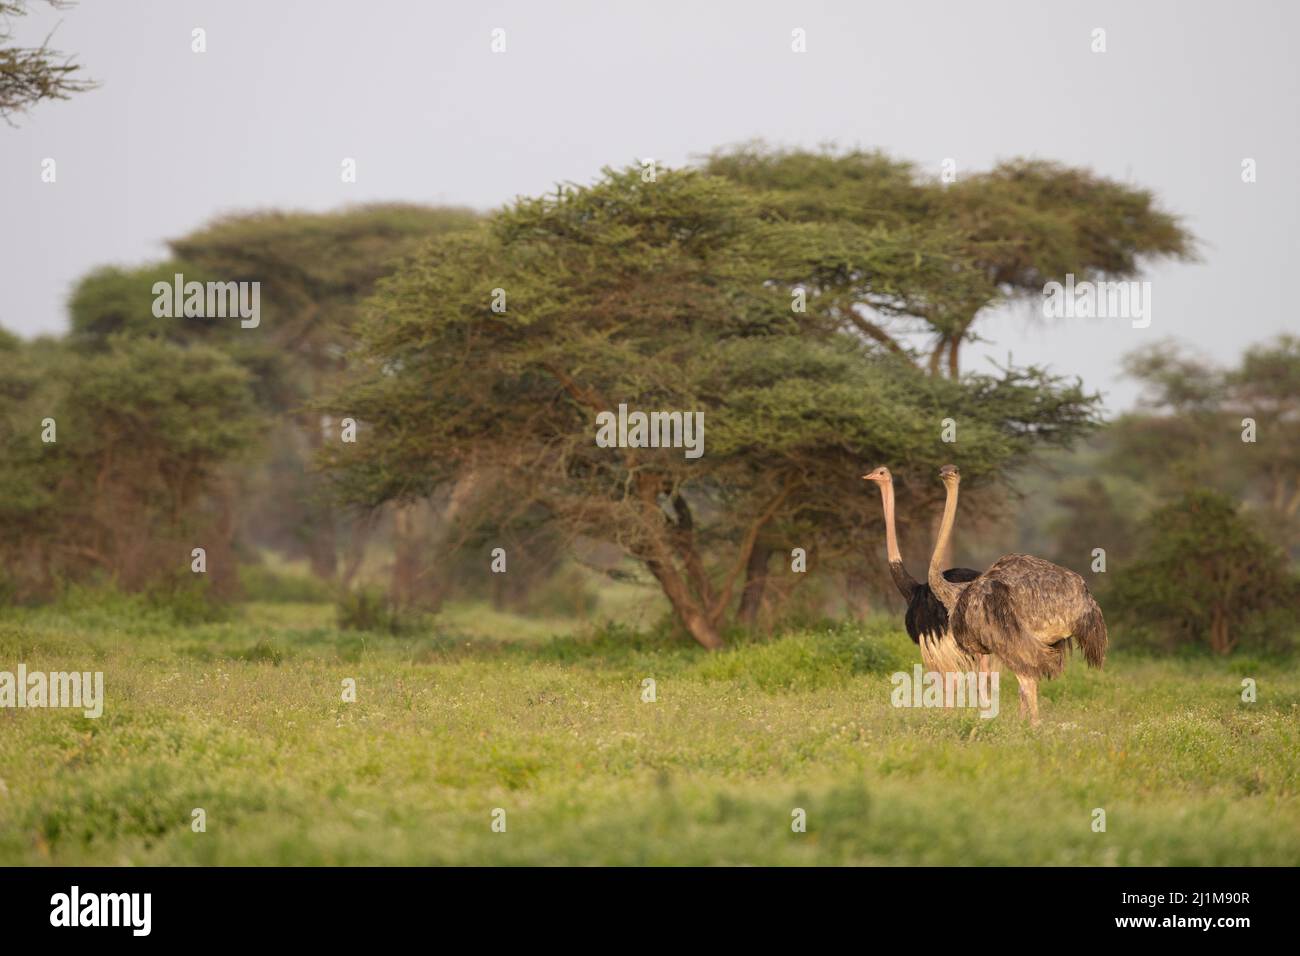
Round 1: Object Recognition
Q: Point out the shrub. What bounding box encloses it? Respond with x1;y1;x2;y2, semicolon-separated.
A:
336;587;425;636
1109;489;1299;654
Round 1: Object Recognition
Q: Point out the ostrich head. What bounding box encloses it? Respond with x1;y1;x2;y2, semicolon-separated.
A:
939;464;960;487
862;466;892;484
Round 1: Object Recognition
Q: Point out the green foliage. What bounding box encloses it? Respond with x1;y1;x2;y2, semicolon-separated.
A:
0;601;1296;865
1109;489;1299;654
691;622;913;691
62;204;482;586
144;571;232;626
703;144;1195;372
329;164;1100;646
238;564;335;604
944;158;1195;289
63;334;260;464
1044;336;1300;567
0;335;260;599
0;0;94;121
336;587;425;636
168;204;481;328
68;262;230;346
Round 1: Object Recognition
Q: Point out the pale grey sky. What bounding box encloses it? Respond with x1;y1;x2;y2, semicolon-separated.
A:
2;0;1295;411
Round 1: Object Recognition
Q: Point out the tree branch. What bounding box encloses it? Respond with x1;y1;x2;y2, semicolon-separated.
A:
708;476;797;624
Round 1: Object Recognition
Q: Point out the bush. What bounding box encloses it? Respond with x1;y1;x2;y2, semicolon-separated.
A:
146;573;232;625
1109;489;1300;654
693;620;913;691
336;587;426;636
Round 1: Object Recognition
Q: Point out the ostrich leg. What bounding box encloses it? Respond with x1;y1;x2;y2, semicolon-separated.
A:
1017;676;1040;727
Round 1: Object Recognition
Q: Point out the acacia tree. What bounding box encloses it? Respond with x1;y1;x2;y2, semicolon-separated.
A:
1;0;92;122
703;146;1196;377
326;167;1098;648
65;205;480;584
0;334;260;599
168;204;480;582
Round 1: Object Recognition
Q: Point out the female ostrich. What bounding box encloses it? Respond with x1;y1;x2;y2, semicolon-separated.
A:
862;466;983;675
927;464;1107;725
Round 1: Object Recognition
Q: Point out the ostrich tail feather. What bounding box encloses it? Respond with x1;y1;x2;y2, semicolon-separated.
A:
1075;596;1108;669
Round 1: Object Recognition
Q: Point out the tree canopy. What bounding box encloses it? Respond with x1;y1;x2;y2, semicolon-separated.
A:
0;335;260;600
327;165;1100;647
66;203;482;581
702;144;1196;376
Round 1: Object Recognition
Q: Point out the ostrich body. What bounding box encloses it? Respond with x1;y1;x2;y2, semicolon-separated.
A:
863;467;983;675
927;465;1107;725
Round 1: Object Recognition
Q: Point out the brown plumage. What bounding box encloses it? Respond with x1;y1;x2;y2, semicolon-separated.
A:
926;465;1107;725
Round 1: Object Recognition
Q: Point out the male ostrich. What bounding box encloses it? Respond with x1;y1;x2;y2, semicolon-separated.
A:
862;466;983;675
927;464;1107;725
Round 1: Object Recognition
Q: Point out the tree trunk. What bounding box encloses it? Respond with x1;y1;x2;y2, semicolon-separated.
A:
927;336;947;376
339;509;378;589
641;548;723;650
390;503;420;607
844;565;872;620
306;513;337;580
670;494;717;610
209;475;241;599
303;416;337;580
1209;605;1234;655
738;542;774;627
945;312;977;379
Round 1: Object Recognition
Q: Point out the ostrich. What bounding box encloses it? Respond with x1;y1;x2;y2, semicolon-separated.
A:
862;466;984;676
927;464;1107;725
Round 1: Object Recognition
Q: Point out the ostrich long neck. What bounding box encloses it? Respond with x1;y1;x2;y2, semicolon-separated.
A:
928;480;963;611
880;479;918;598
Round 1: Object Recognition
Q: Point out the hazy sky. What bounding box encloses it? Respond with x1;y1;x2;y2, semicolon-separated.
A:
2;0;1295;411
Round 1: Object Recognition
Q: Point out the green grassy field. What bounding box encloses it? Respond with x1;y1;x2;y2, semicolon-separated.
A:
1;595;1297;866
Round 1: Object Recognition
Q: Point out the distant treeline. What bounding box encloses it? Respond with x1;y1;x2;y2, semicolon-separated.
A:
3;146;1290;653
1005;337;1300;655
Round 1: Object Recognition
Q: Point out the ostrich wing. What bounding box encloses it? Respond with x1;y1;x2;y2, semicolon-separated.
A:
951;554;1102;681
951;554;1094;678
903;567;982;644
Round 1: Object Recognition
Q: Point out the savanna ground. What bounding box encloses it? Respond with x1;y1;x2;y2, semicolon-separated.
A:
1;583;1297;867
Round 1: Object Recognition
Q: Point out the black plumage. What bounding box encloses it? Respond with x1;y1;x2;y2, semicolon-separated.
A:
866;466;985;671
893;562;981;645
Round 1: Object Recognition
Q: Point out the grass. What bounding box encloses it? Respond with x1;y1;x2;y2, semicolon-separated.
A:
0;595;1297;865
